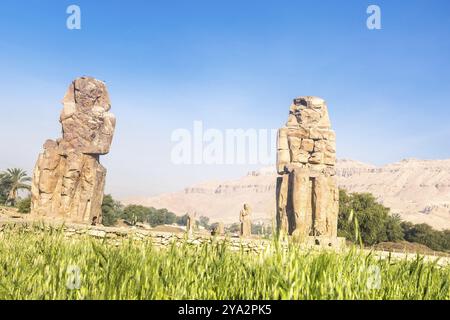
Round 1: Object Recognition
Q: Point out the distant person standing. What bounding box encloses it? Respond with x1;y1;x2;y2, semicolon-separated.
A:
239;204;252;237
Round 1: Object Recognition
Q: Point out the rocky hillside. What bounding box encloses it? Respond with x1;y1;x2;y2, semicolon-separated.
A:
337;159;450;230
126;159;450;230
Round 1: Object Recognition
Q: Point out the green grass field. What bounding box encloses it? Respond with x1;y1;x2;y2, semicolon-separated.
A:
0;226;449;300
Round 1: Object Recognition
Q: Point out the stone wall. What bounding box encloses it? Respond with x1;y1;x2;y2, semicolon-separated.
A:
2;218;448;266
0;219;272;253
0;218;345;253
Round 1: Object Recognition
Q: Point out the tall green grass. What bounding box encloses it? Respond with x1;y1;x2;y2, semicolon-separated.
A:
0;226;449;300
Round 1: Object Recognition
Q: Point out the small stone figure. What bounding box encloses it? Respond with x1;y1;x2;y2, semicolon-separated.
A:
217;222;225;235
186;212;196;235
211;222;225;236
239;204;252;237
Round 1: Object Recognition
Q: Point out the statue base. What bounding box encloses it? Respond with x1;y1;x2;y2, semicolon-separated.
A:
298;236;346;250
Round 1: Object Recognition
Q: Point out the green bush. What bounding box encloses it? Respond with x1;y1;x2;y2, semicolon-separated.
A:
384;214;405;242
122;205;149;226
338;190;403;245
121;204;179;227
227;223;240;233
17;197;31;214
251;223;273;237
101;195;124;226
197;216;210;229
164;211;177;225
176;214;189;226
401;222;450;252
337;189;450;252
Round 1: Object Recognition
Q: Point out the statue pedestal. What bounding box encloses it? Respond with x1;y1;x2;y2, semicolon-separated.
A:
300;236;346;250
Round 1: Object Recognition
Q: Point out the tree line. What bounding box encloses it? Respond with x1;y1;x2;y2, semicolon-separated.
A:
338;189;450;252
102;194;210;229
102;195;273;236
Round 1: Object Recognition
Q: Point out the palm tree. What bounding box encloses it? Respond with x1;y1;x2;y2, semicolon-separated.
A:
0;172;10;204
1;168;31;206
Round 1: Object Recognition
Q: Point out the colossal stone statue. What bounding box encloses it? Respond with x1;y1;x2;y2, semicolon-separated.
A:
276;96;338;240
31;77;116;225
239;204;252;237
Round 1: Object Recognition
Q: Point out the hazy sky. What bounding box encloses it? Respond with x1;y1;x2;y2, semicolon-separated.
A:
1;0;450;199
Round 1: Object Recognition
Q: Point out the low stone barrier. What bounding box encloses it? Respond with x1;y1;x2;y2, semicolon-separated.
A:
1;217;448;266
0;217;274;253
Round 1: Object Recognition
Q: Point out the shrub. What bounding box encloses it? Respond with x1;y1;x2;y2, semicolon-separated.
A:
122;205;150;226
198;216;210;229
338;189;450;252
401;222;450;252
338;190;403;245
101;195;124;226
17;197;31;214
176;214;189;226
122;204;179;227
227;223;240;233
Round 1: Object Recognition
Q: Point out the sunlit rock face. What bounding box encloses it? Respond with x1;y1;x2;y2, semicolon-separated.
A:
276;96;338;239
31;77;116;224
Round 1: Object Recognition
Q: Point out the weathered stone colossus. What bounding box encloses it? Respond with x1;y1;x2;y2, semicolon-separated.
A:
276;96;338;239
31;77;116;224
239;204;252;237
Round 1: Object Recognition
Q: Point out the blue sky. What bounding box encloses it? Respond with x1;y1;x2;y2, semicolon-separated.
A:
1;0;450;198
